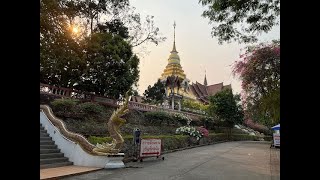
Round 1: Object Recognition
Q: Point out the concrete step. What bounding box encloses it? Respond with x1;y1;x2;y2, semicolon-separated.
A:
40;149;60;154
40;129;47;133
40;133;50;137
40;161;73;169
40;141;55;145
40;137;52;141
40;157;69;165
40;145;58;149
40;153;64;159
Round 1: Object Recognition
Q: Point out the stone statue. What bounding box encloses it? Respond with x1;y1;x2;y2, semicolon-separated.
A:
93;91;130;155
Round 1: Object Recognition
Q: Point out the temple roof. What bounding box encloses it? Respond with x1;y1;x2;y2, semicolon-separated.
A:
189;82;232;104
207;82;224;96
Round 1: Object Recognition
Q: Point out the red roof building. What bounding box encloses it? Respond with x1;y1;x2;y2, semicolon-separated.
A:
189;81;232;104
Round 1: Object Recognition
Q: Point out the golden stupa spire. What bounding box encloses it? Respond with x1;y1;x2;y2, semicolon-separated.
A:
171;21;177;53
160;21;186;81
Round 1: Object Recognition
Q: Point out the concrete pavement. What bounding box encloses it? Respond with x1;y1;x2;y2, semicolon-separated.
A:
62;141;280;180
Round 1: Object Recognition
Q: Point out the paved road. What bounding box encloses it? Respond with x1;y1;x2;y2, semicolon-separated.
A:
62;141;280;180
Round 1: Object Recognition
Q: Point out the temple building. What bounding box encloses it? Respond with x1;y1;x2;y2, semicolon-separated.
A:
189;81;231;104
159;22;232;108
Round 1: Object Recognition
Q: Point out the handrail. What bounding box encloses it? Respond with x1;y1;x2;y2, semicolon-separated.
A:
40;105;101;155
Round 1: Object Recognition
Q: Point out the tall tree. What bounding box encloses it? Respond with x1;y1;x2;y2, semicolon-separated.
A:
40;0;165;93
76;0;129;34
40;0;86;87
208;89;244;135
198;0;280;44
78;32;139;99
233;40;280;126
143;79;166;105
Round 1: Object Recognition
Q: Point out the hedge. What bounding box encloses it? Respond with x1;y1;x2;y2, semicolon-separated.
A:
88;133;271;157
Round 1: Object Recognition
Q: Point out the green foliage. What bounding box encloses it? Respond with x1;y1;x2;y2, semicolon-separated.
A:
230;134;256;141
89;133;265;152
88;136;113;145
40;0;165;97
233;41;280;126
40;0;87;87
144;111;196;126
182;99;208;114
208;89;244;128
77;32;140;98
51;98;79;113
143;79;166;105
65;119;107;136
144;111;173;125
172;113;192;126
200;116;215;130
78;102;107;119
199;0;280;44
176;126;203;140
97;19;129;39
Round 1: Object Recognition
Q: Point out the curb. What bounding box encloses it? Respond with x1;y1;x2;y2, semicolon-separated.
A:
123;139;271;163
161;140;228;155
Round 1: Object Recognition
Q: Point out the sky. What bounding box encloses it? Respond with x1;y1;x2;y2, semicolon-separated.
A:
130;0;280;95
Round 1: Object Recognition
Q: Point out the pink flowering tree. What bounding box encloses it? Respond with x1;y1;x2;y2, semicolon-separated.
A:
233;40;280;126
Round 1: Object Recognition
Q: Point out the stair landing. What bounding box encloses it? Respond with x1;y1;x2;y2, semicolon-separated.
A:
40;165;102;180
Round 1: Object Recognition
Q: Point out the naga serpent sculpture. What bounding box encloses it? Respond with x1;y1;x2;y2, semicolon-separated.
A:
92;91;130;155
40;91;130;156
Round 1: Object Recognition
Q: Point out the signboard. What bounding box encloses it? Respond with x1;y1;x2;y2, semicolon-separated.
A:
273;133;280;147
140;139;162;157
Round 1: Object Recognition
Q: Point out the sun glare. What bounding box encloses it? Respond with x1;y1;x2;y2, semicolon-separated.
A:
72;26;79;34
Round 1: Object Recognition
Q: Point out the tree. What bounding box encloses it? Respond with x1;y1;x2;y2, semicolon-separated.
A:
74;0;166;48
182;99;208;113
143;79;166;105
40;0;87;87
76;0;129;34
97;19;129;39
233;40;280;126
77;32;139;99
198;0;280;44
40;0;165;95
208;89;244;136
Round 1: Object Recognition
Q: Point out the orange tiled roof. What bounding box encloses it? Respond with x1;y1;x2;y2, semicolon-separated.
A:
192;82;203;98
189;82;232;104
206;82;223;96
196;81;208;96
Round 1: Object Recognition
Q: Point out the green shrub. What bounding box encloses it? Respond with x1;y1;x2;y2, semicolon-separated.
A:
78;102;106;119
182;99;208;114
88;136;112;145
89;133;269;156
144;111;173;125
230;134;257;141
51;98;79;112
171;113;191;126
264;136;273;141
201;116;215;130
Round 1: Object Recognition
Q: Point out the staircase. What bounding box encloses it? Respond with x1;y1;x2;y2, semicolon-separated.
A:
40;123;73;169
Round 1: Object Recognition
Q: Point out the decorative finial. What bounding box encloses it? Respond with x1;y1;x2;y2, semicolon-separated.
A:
173;21;176;42
204;69;208;86
171;21;177;53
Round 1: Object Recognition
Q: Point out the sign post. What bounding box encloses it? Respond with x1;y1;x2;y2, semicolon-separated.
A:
139;139;164;162
273;133;280;147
